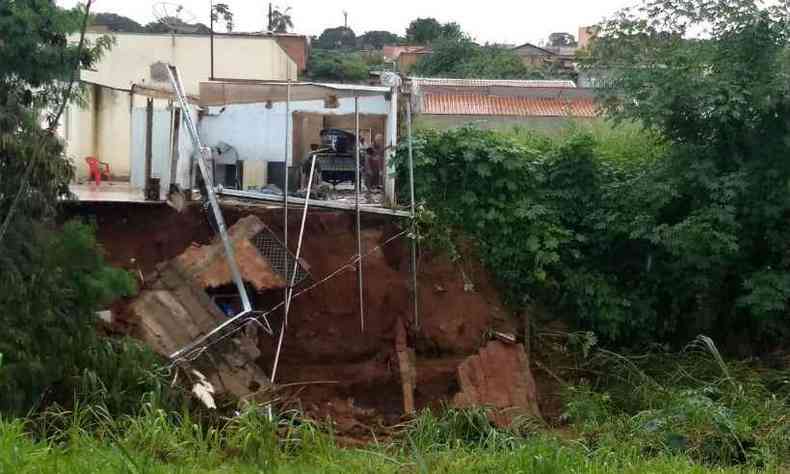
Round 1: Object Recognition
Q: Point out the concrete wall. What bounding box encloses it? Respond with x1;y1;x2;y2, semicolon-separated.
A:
65;32;297;182
64;84;134;179
82;32;297;94
199;95;389;167
415;114;598;134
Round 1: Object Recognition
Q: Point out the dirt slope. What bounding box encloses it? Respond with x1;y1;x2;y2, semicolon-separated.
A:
66;202;545;428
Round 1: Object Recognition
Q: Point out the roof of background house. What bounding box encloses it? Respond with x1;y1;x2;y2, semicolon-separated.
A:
410;77;577;88
410;77;596;118
511;43;557;56
420;94;597;118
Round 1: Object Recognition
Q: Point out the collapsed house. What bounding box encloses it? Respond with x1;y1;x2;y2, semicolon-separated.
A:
63;55;544;426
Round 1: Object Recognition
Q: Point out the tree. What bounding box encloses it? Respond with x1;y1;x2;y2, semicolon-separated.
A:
268;5;293;33
358;30;402;50
439;22;464;41
307;49;368;82
578;0;790;341
413;35;556;80
0;1;135;415
91;12;145;32
144;17;211;34
406;17;443;44
548;32;577;47
211;3;234;32
316;26;357;50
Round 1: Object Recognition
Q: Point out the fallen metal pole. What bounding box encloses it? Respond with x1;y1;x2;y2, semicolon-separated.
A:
406;99;420;329
216;188;411;217
165;64;251;314
283;74;291;327
272;153;317;384
355;96;365;333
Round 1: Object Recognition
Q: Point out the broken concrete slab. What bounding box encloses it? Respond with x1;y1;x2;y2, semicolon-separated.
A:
452;340;542;427
172;215;286;292
127;215;282;401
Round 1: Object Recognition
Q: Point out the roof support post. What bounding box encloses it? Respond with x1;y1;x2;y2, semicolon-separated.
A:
382;73;401;208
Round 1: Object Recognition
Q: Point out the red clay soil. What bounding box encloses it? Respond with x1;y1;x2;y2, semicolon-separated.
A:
64;201;548;430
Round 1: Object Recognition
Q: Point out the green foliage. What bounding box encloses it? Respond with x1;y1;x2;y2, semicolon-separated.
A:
316;26;357;50
268;5;293;33
563;336;790;467
413;36;561;80
0;220;137;414
403;0;790;346
91;12;145;33
307;49;369;82
396;125;673;342
0;3;134;416
357;30;402;50
578;0;790;343
406;17;443;44
1;382;788;472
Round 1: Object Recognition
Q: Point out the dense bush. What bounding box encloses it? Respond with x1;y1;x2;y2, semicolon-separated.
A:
413;36;562;80
0;220;138;414
396;125;673;343
563;336;790;467
398;0;790;347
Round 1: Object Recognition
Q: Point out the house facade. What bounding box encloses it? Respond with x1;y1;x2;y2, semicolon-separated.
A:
61;32;298;194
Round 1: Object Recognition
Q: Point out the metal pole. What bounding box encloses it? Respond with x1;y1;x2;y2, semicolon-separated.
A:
355;96;365;333
273;153;317;384
210;0;215;80
165;65;252;360
406;99;419;329
283;69;291;326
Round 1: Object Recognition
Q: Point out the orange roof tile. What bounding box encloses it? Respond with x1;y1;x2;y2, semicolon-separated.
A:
421;94;598;118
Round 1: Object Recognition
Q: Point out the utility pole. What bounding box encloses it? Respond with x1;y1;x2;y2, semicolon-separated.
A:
210;0;215;79
343;10;348;29
268;3;273;31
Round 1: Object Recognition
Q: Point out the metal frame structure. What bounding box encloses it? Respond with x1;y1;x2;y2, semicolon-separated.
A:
166;65;254;362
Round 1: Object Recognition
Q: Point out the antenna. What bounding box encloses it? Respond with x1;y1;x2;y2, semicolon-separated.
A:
152;2;200;34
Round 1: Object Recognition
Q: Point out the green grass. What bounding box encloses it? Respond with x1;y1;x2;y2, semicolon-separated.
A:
2;416;778;474
2;336;788;473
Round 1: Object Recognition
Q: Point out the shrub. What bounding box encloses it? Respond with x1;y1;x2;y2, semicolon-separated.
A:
0;220;137;415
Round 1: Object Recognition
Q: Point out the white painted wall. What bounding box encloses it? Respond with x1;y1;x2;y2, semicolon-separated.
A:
198;95;390;166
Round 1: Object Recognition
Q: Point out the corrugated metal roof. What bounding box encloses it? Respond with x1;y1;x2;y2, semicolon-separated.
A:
410;77;577;89
421;94;598;118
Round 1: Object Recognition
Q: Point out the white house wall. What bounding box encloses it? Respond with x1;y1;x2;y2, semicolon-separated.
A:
65;32;296;183
198;95;389;167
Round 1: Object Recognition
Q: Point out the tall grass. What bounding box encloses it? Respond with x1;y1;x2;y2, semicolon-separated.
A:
2;335;788;473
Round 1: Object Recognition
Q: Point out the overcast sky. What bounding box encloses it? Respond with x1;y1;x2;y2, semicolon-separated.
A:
56;0;636;45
